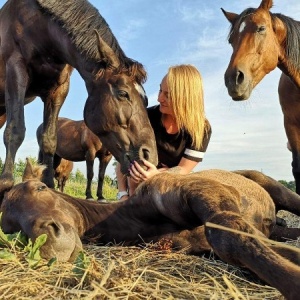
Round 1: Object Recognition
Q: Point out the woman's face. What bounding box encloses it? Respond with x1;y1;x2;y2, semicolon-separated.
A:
157;75;174;116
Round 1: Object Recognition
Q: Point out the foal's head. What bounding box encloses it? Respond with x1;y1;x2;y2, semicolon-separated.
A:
222;0;286;100
1;160;83;262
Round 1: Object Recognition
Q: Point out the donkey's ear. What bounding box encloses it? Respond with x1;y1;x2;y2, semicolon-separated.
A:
259;0;273;11
221;8;238;25
94;30;120;69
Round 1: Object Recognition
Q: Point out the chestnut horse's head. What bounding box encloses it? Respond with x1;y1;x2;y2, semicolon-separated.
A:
222;0;286;100
84;33;158;175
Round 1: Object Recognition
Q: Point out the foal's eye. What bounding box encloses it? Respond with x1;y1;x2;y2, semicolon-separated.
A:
257;25;266;33
117;90;130;100
37;185;47;191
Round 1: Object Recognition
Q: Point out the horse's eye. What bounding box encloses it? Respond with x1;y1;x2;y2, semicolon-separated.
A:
118;90;130;100
257;26;266;33
37;185;47;191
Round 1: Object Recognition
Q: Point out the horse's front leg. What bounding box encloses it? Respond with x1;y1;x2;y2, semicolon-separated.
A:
0;54;29;195
279;73;300;194
40;65;72;188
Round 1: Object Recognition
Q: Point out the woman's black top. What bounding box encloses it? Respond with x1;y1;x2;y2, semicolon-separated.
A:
147;105;212;168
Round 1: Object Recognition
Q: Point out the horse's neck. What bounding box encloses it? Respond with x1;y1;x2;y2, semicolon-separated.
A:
275;15;300;88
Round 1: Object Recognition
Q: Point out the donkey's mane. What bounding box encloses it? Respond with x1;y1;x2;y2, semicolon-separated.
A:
36;0;147;83
228;7;300;75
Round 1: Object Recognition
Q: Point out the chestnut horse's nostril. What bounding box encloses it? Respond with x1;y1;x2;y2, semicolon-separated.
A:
236;70;245;85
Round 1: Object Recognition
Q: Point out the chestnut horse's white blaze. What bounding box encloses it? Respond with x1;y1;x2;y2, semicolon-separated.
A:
239;21;246;33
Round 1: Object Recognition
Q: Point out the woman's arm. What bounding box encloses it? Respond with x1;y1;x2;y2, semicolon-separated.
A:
129;157;199;182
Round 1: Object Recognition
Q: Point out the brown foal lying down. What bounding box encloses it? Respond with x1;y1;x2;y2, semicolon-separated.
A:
1;160;300;299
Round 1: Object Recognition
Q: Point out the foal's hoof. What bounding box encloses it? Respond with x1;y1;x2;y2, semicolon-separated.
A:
276;216;287;227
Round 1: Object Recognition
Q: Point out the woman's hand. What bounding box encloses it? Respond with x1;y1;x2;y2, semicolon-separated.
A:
129;159;161;183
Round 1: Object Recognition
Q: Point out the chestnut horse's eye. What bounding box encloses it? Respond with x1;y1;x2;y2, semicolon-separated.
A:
37;185;47;191
257;25;266;33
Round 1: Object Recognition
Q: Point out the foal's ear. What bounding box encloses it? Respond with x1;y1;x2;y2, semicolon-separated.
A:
221;8;238;25
22;158;46;182
259;0;273;11
94;30;120;69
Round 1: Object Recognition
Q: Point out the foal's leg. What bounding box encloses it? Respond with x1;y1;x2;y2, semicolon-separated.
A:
234;170;300;215
205;211;300;300
85;159;94;199
171;225;212;255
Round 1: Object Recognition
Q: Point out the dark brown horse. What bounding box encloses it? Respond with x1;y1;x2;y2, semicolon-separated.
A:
222;0;300;194
54;158;73;193
0;0;157;196
2;160;300;299
37;117;112;199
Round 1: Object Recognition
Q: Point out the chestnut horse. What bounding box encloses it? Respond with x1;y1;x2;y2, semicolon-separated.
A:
1;160;300;299
54;158;73;193
0;0;157;196
222;0;300;194
37;117;112;199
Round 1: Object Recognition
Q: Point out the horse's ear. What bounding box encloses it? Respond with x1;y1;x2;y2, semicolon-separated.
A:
259;0;273;11
94;30;120;69
221;8;238;25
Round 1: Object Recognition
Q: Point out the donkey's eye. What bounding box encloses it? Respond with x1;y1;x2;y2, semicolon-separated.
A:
117;90;129;100
257;26;266;33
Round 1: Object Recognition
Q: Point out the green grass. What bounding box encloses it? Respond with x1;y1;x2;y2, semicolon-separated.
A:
62;178;118;200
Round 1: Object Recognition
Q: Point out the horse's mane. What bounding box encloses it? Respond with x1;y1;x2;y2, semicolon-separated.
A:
227;7;300;75
273;13;300;74
36;0;147;83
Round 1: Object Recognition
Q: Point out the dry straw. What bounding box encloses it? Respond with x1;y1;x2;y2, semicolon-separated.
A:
0;211;298;299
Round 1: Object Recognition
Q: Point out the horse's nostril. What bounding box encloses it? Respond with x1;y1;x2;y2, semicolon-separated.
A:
142;149;150;160
236;70;244;85
125;153;133;163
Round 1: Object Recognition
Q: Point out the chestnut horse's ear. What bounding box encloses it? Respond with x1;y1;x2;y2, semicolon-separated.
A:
94;30;120;69
259;0;273;11
221;8;238;25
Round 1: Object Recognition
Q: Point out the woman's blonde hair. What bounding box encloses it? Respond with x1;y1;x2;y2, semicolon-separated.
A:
167;64;206;149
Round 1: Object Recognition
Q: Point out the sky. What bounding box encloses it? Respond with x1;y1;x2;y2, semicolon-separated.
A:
1;0;300;182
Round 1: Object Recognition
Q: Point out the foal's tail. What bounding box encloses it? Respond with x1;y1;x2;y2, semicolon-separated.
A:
234;170;300;216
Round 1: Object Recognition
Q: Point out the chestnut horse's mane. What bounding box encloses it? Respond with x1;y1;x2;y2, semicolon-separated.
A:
227;7;300;75
36;0;147;83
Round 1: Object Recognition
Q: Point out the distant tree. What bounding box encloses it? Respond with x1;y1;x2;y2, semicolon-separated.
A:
74;169;85;183
278;180;296;192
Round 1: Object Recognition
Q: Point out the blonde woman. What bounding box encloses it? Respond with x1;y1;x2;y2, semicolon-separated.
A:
116;64;212;200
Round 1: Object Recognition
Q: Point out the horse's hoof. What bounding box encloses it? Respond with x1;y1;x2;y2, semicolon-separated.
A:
97;199;107;203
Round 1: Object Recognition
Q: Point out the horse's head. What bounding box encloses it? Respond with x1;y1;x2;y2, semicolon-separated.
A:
222;0;286;100
84;33;158;174
0;159;83;262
